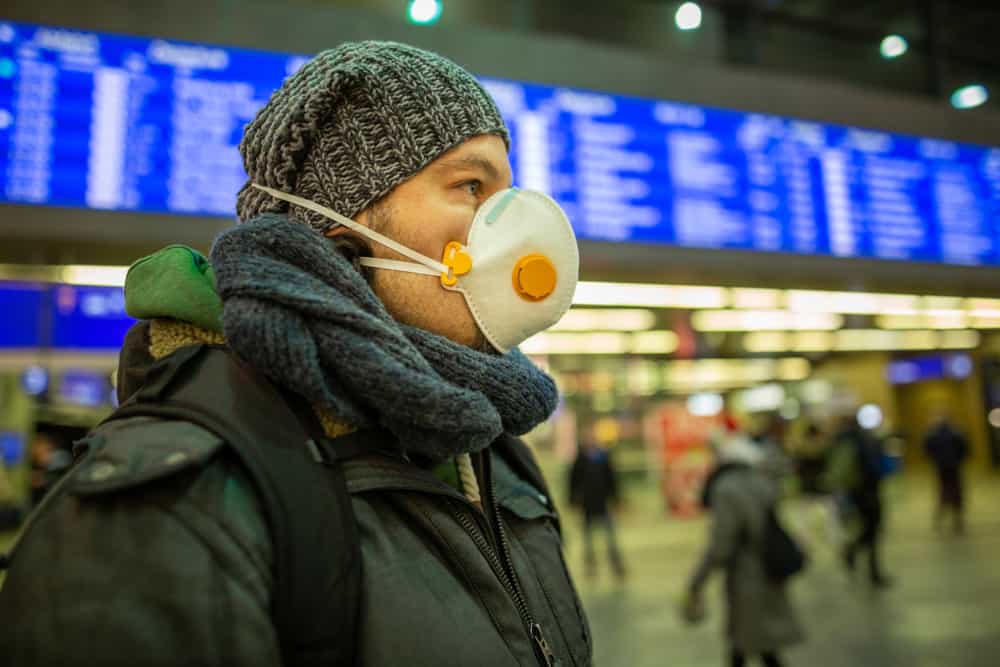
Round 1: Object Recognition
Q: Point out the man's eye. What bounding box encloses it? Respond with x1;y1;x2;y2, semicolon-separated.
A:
461;180;482;196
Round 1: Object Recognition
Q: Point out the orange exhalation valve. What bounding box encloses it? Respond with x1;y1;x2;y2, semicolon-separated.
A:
441;241;473;286
512;254;557;301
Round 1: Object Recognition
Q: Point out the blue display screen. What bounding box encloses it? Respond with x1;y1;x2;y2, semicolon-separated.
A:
0;281;133;350
0;281;44;347
886;353;974;385
1;21;999;265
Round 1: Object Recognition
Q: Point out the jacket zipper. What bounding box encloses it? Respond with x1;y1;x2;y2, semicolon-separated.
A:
448;481;558;666
345;454;559;665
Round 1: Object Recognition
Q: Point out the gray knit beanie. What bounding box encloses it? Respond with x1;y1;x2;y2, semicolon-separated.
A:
236;41;509;231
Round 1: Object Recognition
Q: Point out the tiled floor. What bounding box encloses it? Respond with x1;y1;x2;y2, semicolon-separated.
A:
559;471;1000;666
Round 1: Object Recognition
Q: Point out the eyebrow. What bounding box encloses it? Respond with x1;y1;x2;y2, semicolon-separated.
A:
434;154;504;183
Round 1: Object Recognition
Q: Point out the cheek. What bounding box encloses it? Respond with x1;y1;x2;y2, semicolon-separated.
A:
372;270;481;344
397;206;475;258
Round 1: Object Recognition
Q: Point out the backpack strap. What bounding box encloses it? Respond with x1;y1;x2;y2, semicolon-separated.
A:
107;344;361;667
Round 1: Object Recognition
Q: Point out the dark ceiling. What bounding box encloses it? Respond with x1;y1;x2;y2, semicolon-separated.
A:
315;0;1000;109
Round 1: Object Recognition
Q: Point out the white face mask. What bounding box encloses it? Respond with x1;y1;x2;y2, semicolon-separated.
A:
252;184;579;353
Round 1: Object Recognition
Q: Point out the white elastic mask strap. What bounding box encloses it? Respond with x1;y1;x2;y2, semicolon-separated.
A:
252;184;449;275
359;257;439;276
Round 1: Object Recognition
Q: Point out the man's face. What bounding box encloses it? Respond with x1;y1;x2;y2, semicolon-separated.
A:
332;134;513;348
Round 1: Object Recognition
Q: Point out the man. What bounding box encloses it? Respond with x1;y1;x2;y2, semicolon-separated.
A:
923;413;969;534
825;414;892;588
0;42;591;666
568;427;625;581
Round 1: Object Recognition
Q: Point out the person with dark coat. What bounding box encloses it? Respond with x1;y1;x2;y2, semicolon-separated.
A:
684;429;804;667
825;415;893;588
0;42;591;666
569;433;626;580
924;415;969;534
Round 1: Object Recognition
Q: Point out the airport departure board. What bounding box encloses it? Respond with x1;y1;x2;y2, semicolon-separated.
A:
2;21;999;265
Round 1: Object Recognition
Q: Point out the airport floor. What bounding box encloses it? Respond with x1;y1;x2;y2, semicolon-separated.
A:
3;471;999;666
561;471;1000;667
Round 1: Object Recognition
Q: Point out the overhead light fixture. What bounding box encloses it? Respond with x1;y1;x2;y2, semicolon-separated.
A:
551;308;656;332
965;298;1000;318
743;331;835;353
743;331;788;353
792;331;835;352
877;313;968;330
675;2;703;31
407;0;443;25
785;290;919;315
663;357;810;392
60;265;129;287
745;329;978;353
629;330;680;354
777;357;811;381
734;383;786;413
573;281;727;308
939;329;980;349
687;392;723;417
857;404;884;430
521;330;678;355
520;332;627;355
951;84;989;110
879;34;908;59
731;288;783;310
898;330;940;349
692;309;842;332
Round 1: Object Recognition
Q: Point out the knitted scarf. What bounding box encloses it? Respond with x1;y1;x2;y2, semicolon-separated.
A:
210;213;559;463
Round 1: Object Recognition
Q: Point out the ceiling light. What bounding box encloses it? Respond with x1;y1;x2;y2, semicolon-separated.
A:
731;288;783;309
574;281;727;308
551;308;656;332
675;2;703;31
857;404;883;430
880;34;908;59
777;357;811;381
692;309;842;331
60;265;129;287
939;329;980;349
742;331;788;353
520;332;628;355
407;0;443;25
629;330;680;354
785;290;919;315
735;383;785;413
687;392;723;417
951;84;989;110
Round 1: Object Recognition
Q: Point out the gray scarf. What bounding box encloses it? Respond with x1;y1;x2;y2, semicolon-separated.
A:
210;214;559;463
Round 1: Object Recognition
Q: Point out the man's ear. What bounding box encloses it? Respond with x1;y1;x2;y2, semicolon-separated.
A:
325;208;371;238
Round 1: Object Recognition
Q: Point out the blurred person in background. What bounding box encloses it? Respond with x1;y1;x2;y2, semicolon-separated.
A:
683;418;805;667
568;423;626;581
825;414;893;588
28;431;71;507
923;412;969;535
0;41;590;667
792;422;828;497
0;457;21;532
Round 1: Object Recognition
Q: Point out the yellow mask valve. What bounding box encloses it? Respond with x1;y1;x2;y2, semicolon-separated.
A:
512;254;557;302
441;241;473;287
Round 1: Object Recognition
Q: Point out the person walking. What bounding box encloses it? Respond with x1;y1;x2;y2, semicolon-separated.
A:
825;415;893;588
924;413;969;534
684;428;805;667
568;429;626;581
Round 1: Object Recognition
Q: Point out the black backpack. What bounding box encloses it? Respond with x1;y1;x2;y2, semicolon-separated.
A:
4;344;367;667
760;505;808;582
